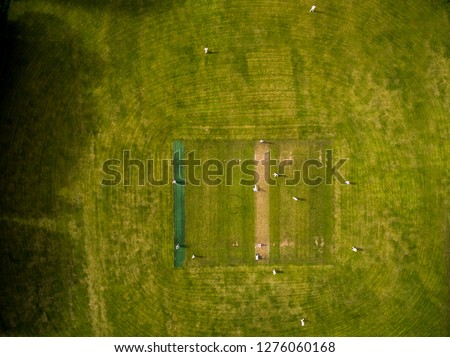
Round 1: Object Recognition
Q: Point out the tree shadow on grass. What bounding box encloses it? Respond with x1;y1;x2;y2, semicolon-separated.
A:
0;12;105;218
0;12;105;335
0;219;91;336
47;0;186;16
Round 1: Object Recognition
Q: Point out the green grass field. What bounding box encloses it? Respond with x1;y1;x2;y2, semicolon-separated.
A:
0;0;449;336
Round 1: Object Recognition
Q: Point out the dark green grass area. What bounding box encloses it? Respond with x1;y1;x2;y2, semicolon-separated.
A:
173;140;185;267
0;219;92;336
0;0;448;336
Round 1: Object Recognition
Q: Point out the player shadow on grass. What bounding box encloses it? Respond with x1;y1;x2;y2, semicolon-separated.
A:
173;180;186;185
273;173;288;178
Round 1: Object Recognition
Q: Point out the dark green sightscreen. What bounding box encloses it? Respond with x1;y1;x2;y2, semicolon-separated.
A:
173;140;185;267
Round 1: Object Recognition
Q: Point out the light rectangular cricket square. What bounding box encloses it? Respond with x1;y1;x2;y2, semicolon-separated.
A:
172;139;335;268
0;0;448;350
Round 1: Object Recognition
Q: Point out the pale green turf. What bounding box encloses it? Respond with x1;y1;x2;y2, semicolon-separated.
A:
270;140;334;266
184;139;256;267
183;139;332;268
0;0;449;336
